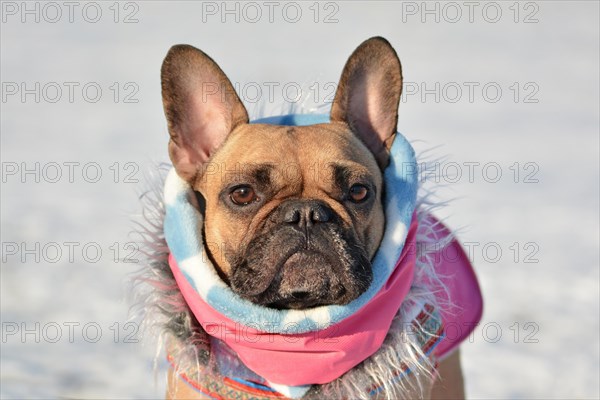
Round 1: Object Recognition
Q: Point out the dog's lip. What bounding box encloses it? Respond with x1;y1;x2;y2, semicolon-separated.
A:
235;246;308;297
267;297;324;310
260;248;327;294
280;247;319;264
239;245;369;308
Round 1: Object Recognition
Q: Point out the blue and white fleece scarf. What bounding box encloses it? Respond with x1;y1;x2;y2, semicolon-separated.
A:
163;114;418;334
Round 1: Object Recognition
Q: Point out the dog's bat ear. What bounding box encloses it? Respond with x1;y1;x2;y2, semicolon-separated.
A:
330;37;403;169
161;44;249;183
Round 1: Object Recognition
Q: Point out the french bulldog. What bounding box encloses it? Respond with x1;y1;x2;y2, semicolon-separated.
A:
160;37;464;399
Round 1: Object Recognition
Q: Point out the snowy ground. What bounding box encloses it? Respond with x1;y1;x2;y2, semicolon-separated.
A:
1;1;599;399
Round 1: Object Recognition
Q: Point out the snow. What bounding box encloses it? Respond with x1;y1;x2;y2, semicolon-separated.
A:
1;2;598;399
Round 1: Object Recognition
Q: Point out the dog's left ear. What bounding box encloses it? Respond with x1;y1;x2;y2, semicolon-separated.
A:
161;44;249;184
331;37;403;169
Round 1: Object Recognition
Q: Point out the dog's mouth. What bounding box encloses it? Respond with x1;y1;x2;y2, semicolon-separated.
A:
264;249;351;309
229;225;372;310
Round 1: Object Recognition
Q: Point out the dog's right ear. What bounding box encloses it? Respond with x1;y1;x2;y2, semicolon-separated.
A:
161;44;248;183
330;37;403;170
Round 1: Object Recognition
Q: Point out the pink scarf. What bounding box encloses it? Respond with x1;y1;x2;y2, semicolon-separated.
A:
168;216;418;386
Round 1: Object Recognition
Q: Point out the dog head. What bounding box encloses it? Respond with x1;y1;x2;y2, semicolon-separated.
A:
161;37;403;309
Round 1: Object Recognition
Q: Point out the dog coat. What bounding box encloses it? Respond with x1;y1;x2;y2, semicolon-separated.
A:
161;114;483;399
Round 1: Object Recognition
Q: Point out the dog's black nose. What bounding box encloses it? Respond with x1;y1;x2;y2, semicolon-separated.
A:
280;200;333;228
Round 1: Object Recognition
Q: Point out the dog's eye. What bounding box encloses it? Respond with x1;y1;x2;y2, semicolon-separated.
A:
230;186;259;206
348;184;369;203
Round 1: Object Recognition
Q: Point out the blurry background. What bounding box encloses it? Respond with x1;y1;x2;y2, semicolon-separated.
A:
1;1;598;398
